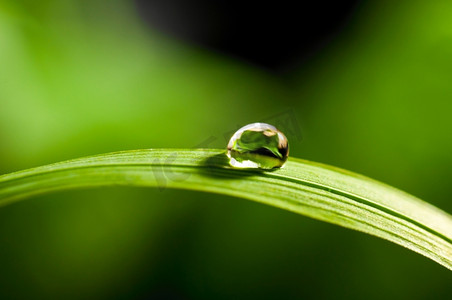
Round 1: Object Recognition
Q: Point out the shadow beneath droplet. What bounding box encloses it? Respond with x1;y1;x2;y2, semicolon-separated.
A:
197;152;278;179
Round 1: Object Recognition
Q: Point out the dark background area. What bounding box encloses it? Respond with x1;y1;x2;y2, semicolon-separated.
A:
135;0;361;71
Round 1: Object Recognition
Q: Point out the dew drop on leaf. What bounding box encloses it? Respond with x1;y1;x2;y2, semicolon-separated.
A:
227;123;289;169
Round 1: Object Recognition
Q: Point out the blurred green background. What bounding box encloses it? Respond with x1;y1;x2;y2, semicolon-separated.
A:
1;0;452;299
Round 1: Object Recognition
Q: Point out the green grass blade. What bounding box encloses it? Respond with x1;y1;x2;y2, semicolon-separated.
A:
1;149;451;269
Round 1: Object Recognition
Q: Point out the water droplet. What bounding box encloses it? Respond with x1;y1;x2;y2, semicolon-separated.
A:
227;123;289;169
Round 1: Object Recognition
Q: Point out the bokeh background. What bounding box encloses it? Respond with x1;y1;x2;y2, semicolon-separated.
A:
1;0;452;299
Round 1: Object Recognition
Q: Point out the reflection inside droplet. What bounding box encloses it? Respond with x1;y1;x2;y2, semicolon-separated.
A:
227;123;289;169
